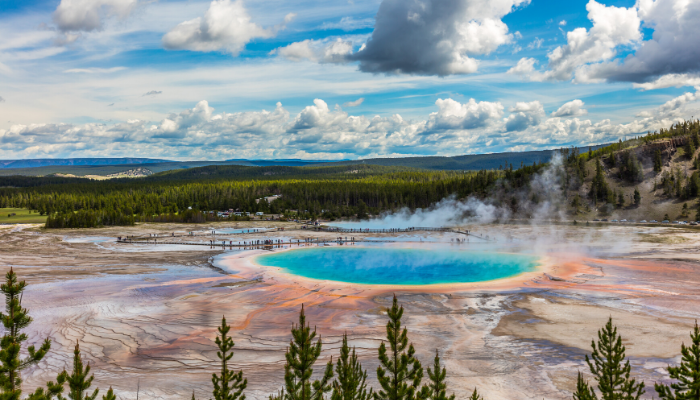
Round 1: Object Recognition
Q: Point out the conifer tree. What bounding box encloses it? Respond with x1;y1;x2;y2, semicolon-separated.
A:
331;334;372;400
64;342;99;400
686;140;696;160
655;320;700;399
26;371;67;400
282;305;333;400
374;295;428;400
467;389;482;400
425;351;454;400
212;317;247;400
585;317;644;400
654;150;663;173
573;372;597;400
101;388;116;400
633;189;641;207
0;268;52;400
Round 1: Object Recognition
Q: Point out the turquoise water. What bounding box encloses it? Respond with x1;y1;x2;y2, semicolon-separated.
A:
255;247;539;285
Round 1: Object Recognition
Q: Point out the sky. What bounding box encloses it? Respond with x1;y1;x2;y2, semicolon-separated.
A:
0;0;699;160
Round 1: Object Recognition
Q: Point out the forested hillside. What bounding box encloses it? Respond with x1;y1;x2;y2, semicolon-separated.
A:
560;119;700;221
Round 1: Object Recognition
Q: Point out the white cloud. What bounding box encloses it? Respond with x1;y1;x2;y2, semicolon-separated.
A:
426;98;504;130
343;98;364;107
527;37;543;49
349;0;529;76
559;20;567;26
581;0;700;85
273;38;354;63
1;93;697;159
506;57;547;81
143;90;162;96
632;74;700;91
545;0;641;82
320;17;375;31
551;99;588;117
64;67;127;73
517;0;700;87
53;0;138;32
162;0;294;55
655;91;698;117
505;101;545;131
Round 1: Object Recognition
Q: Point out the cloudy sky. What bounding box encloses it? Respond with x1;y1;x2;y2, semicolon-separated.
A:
1;0;699;160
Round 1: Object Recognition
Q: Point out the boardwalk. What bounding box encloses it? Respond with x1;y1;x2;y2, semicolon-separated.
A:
115;225;493;248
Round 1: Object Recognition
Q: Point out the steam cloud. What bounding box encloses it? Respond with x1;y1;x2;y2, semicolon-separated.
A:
332;155;567;229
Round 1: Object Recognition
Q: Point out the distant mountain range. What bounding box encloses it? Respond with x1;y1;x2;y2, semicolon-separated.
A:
0;146;609;176
0;158;341;170
0;158;171;169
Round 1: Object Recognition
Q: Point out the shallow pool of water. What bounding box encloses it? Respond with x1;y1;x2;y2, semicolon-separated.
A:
255;247;539;285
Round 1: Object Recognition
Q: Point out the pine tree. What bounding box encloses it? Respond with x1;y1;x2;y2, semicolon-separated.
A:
65;342;99;400
654;150;663;173
585;317;644;400
0;268;52;400
374;295;428;400
102;388;116;400
331;334;372;400
282;305;333;400
633;189;641;207
425;351;454;400
467;389;483;400
26;371;67;400
655;320;700;399
686;140;696;160
212;317;247;400
573;372;597;400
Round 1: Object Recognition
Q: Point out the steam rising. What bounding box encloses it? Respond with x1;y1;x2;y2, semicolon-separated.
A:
331;155;567;229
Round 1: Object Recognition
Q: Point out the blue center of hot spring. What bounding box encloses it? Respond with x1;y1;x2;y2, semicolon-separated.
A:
255;247;539;285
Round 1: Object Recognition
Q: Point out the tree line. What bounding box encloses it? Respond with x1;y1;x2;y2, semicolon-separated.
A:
1;165;551;228
3;269;699;400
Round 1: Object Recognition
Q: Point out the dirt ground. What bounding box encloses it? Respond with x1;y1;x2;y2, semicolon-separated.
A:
1;221;699;400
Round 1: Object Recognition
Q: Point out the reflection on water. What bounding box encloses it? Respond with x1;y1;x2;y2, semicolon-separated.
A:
256;247;539;285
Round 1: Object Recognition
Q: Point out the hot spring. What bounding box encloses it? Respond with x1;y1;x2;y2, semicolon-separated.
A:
255;247;540;285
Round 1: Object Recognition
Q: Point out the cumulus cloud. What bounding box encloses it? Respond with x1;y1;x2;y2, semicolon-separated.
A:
545;0;641;82
505;101;545;131
426;98;504;130
654;91;698;117
506;57;546;81
349;0;529;76
343;98;364;107
559;20;567;26
143;90;162;96
2;94;697;160
551;99;588;117
162;0;294;55
53;0;138;32
273;38;353;63
580;0;700;85
513;0;700;87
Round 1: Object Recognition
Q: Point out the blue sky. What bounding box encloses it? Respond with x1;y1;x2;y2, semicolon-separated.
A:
0;0;699;160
